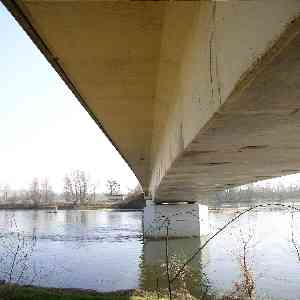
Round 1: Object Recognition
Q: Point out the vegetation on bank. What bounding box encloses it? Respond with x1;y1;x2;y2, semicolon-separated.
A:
209;181;300;207
0;284;270;300
0;169;145;209
2;168;300;211
0;170;145;210
0;285;147;300
0;193;145;210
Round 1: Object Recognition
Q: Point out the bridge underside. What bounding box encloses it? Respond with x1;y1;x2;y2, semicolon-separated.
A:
157;21;300;202
4;1;300;203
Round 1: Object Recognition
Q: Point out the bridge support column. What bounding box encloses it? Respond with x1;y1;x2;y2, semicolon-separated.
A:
143;200;209;239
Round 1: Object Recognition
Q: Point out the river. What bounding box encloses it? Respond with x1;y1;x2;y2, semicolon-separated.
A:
0;208;299;299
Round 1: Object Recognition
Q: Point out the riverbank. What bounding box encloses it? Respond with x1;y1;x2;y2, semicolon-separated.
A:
0;194;145;210
0;204;142;210
0;285;146;300
0;194;146;211
1;285;207;300
0;284;254;300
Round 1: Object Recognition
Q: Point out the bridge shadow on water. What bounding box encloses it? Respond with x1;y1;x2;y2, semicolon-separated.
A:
140;237;209;298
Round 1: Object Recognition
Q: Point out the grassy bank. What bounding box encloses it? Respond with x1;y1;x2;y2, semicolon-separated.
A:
0;284;282;300
0;203;143;211
0;193;146;211
0;285;153;300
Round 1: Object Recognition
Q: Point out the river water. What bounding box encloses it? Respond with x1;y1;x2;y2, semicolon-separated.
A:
0;208;299;299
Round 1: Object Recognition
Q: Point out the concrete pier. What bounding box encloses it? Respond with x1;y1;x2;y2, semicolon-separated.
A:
143;201;209;239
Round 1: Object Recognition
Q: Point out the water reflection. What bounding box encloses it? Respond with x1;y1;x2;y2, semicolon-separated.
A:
206;209;300;299
0;210;143;291
141;237;209;297
0;209;299;299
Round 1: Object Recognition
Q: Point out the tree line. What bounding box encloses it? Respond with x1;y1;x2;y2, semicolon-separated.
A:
209;182;300;207
0;170;123;207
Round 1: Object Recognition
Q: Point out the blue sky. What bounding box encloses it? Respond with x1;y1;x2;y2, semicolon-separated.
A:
0;3;138;193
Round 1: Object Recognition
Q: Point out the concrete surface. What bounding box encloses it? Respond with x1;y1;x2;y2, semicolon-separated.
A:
143;202;209;238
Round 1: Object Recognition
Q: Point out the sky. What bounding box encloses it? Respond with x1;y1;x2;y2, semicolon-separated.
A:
0;3;139;193
1;3;300;195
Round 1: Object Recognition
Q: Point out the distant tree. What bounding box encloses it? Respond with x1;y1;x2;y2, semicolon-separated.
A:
29;178;41;207
126;184;143;196
89;183;96;203
64;175;73;203
2;184;10;203
41;178;54;203
63;170;89;205
241;183;255;203
106;179;121;196
215;188;240;205
273;182;287;202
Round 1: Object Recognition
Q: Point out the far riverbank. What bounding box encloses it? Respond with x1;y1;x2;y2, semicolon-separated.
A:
0;193;146;211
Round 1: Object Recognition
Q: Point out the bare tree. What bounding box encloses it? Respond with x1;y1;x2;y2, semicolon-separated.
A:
40;178;54;204
63;170;89;205
29;178;41;207
2;184;9;203
64;175;74;203
89;183;96;203
0;215;43;300
106;179;121;196
229;228;256;299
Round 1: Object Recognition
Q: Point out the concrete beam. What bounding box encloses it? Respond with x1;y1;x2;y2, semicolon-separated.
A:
150;2;300;201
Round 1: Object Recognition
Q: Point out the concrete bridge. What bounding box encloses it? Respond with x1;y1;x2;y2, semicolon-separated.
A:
4;0;300;237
